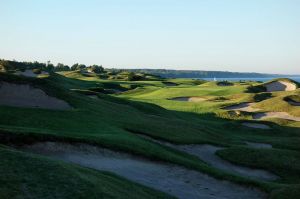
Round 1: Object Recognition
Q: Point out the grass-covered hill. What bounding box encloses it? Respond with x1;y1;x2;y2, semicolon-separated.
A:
0;66;300;199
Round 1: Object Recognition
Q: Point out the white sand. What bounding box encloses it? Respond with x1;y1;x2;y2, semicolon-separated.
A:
170;97;206;102
20;142;266;199
265;81;297;92
0;82;71;110
242;122;271;129
253;112;300;122
224;103;260;112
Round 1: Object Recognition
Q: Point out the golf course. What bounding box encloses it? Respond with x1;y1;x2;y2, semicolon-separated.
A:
0;61;299;199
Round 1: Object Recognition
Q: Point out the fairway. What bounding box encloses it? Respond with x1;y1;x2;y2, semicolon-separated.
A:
0;66;299;199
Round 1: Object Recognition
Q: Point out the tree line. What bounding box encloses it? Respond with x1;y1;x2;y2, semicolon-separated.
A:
0;59;104;74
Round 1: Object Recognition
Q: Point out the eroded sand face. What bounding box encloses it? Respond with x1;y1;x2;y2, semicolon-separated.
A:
242;122;271;129
170;97;206;102
0;82;71;110
265;81;297;92
19;142;266;199
139;135;278;181
253;112;300;122
224;103;260;112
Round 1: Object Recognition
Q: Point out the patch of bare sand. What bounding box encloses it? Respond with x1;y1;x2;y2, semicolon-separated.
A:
138;135;278;181
0;82;71;110
245;142;272;149
265;81;297;92
162;82;178;86
170;97;206;102
253;112;300;122
20;142;266;199
224;102;260;112
242;122;271;129
286;100;300;106
88;95;98;99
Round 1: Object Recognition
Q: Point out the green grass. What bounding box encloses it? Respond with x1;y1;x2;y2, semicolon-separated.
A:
0;146;173;199
1;71;300;198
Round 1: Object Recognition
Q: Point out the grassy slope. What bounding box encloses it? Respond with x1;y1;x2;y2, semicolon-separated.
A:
1;71;300;198
0;146;172;199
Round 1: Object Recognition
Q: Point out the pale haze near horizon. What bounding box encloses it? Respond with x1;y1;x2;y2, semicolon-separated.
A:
0;0;299;74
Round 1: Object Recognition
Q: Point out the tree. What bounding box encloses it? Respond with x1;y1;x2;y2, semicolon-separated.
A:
71;63;86;70
55;63;70;71
78;64;86;70
71;63;79;71
90;65;104;74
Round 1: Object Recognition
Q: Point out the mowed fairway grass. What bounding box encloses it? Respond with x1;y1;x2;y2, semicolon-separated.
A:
0;71;300;199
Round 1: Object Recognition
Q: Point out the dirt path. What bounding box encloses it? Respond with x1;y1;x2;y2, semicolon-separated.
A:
242;122;271;129
223;103;260;112
139;135;278;181
253;112;300;122
0;82;71;110
19;142;266;199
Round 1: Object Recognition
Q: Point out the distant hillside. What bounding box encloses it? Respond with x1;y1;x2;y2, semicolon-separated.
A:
123;69;282;78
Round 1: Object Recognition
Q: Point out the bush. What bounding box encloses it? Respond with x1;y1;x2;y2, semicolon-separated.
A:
90;65;104;74
217;81;233;86
246;85;267;93
32;68;42;74
253;93;272;102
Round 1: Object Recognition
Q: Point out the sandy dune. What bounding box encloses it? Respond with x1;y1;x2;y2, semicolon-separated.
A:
170;96;206;102
242;122;271;129
253;112;300;122
0;82;71;110
224;103;260;112
265;81;297;92
19;142;266;199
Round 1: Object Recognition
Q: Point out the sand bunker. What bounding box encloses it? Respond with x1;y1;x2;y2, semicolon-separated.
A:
170;97;206;102
88;95;98;99
19;142;266;199
15;69;48;77
265;81;297;92
139;135;278;181
242;122;271;129
224;103;260;112
286;100;300;106
245;142;272;149
163;82;178;86
0;82;71;110
253;112;300;122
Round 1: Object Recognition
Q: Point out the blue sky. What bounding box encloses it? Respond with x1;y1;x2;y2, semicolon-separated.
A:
0;0;299;74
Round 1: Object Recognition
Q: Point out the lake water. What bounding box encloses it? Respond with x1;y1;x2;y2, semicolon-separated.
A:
201;77;300;83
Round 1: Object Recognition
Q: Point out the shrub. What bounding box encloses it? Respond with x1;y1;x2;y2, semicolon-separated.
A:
253;93;272;102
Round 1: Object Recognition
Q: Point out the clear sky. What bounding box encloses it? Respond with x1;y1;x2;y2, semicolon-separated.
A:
0;0;299;74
